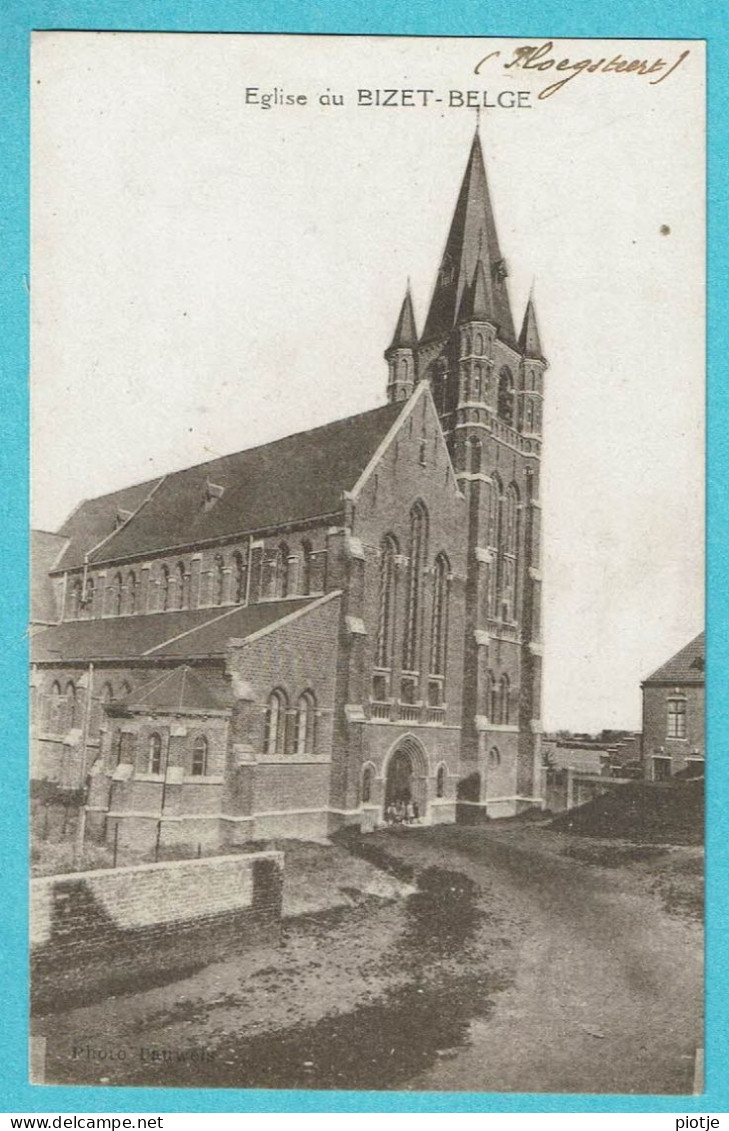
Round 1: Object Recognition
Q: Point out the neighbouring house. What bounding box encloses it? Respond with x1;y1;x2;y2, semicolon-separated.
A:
641;632;705;780
30;129;548;857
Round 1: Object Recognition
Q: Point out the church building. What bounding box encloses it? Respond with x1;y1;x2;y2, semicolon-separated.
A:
30;130;548;857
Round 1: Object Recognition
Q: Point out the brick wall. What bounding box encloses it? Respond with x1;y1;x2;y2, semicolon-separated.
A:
642;682;705;777
31;850;283;1012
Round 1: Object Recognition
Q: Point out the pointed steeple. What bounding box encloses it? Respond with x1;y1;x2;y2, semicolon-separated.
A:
422;129;515;344
519;292;543;359
388;286;418;350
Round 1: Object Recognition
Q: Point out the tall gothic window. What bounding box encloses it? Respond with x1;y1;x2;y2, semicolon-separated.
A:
278;543;290;598
403;502;428;672
264;689;288;756
160;565;171;612
65;681;77;730
84;576;95;618
111;573;123;617
148;732;163;774
232;552;246;603
429;553;450;678
126;571;137;615
375;535;398;670
295;691;316;754
213;554;225;606
176;561;187;609
69;579;82;619
503;483;520;617
500;674;510;725
192;735;208;776
468;436;482;475
301;541;313;596
488;671;498;723
498;367;515;424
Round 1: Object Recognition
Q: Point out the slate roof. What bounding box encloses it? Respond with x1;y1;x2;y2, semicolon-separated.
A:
518;296;544;360
31;596;320;663
122;666;232;712
54;402;404;572
644;632;705;684
388;289;418;350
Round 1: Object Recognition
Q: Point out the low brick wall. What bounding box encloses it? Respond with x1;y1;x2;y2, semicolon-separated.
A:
31;850;284;1013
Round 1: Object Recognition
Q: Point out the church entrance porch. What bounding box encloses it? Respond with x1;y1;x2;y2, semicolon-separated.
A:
383;736;428;822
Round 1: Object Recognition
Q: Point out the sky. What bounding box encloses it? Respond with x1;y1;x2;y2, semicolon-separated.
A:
30;33;705;732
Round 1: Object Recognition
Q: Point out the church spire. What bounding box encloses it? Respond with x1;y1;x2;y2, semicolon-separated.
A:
519;291;544;359
458;257;490;322
422;128;515;344
388;285;418;350
385;285;418;403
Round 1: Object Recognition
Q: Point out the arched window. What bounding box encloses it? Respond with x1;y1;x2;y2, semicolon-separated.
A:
436;764;446;798
505;484;519;556
160;565;171;612
468;436;482;475
375;535;398;669
362;765;373;804
114;728;124;767
84;577;95;618
474;332;484;356
176;561;187;609
120;681;132;703
525;401;534;431
232;552;246;604
264;689;288;756
126;571;137;615
278;543;290;598
488;671;498;724
47;680;62;732
148;732;163;774
403;502;428;672
295;691;316;754
64;681;77;730
501;483;520;617
192;735;208;776
213;555;225;606
101;682;113;706
69;579;82;619
430;553;450;677
110;573;123;617
498;367;515;425
472;363;483;401
500;674;510;725
488;746;501;768
301;541;313;596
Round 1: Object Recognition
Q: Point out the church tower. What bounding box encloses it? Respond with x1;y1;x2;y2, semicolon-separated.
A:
384;128;547;816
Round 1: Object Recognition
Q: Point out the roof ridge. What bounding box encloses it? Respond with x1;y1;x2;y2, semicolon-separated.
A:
62;400;401;520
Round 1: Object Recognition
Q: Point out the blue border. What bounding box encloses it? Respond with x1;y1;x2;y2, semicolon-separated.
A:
2;0;725;1114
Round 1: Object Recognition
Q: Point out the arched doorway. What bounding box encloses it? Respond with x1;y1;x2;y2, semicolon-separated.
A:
384;736;428;819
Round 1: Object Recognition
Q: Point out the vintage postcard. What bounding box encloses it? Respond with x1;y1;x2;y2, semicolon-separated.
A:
28;32;704;1094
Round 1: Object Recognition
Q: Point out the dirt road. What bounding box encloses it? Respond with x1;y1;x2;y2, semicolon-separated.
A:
36;824;702;1094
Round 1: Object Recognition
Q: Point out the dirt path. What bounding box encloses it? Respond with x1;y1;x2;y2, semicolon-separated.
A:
386;827;702;1094
35;825;702;1094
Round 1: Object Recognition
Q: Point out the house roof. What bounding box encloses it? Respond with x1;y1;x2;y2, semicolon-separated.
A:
121;666;232;712
31;596;320;663
644;632;705;685
54;401;404;571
